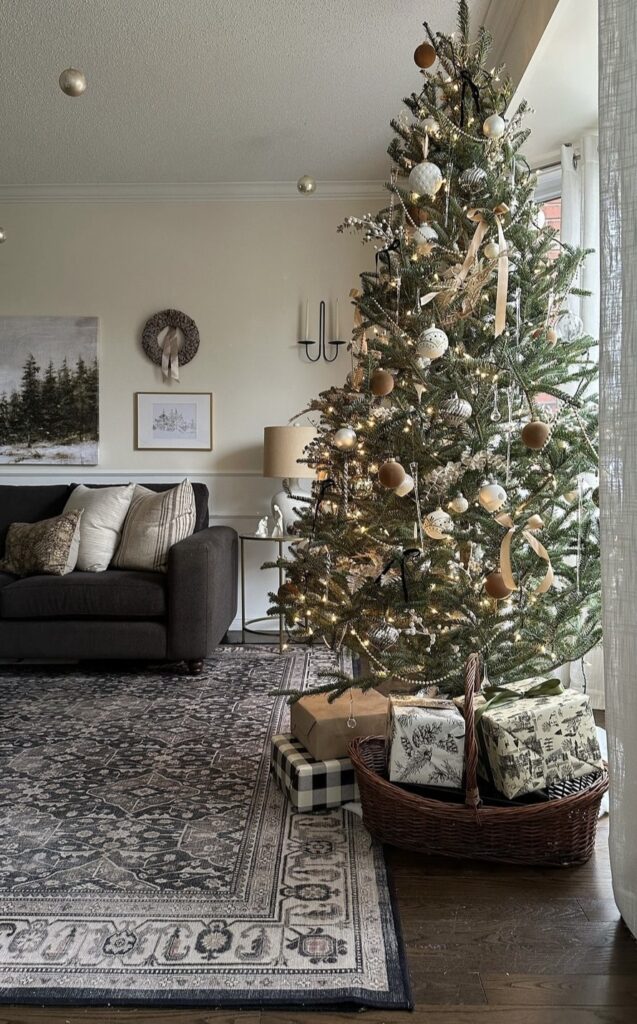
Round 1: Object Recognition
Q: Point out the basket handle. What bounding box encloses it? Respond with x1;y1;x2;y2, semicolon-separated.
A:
463;652;483;809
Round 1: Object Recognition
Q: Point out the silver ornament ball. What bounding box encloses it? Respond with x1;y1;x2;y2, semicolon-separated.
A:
297;175;316;194
459;166;487;195
556;311;584;342
333;426;357;451
408;160;443;198
482;113;505;139
59;67;87;97
440;393;472;426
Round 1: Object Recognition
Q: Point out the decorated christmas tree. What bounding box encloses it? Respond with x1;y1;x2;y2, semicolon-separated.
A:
270;0;600;696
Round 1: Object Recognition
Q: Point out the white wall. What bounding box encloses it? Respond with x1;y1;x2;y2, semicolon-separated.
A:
0;194;380;629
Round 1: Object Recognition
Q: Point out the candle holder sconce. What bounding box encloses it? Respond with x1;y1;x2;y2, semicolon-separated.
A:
299;300;346;363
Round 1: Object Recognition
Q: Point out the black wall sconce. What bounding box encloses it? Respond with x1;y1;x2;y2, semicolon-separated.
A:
299;300;346;363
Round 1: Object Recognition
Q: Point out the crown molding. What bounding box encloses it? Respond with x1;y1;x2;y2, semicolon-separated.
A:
0;180;387;204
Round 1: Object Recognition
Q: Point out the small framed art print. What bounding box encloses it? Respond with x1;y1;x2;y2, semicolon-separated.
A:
135;392;213;451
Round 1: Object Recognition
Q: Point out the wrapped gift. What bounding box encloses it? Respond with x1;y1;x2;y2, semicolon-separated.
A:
290;687;388;761
475;679;603;799
387;697;465;788
271;734;359;812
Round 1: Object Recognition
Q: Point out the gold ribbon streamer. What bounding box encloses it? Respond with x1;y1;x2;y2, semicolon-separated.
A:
495;512;554;595
460;205;509;335
161;327;180;382
494;212;509;337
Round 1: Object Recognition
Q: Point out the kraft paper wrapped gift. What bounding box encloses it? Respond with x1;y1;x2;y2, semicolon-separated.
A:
474;679;603;800
290;687;388;761
387;697;465;788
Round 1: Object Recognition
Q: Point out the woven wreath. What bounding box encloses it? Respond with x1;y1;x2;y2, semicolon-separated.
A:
141;308;200;367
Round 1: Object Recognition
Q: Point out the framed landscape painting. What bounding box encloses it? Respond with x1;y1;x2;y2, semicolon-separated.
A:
0;315;99;465
135;392;213;450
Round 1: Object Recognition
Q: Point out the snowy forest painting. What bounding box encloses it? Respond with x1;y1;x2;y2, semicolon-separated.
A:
0;316;99;465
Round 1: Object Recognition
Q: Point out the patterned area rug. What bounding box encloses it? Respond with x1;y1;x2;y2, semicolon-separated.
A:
0;647;411;1009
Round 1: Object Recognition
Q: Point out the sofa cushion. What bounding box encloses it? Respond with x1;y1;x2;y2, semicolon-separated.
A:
112;481;196;572
0;510;83;577
64;483;134;571
0;484;73;558
74;482;210;533
0;569;166;620
0;573;16;591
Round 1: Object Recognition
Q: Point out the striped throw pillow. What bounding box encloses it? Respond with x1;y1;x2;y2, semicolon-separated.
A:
112;480;196;572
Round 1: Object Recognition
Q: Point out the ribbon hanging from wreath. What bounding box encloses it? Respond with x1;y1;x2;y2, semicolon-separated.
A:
141;309;200;382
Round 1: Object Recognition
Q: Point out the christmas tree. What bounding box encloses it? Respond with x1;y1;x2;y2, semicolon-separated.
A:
270;0;600;696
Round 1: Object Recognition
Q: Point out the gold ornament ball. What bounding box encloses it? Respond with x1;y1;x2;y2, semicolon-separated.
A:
0;227;5;243
59;67;87;97
378;460;406;489
278;581;300;602
485;571;512;600
296;175;316;194
483;240;501;260
370;368;394;397
547;326;559;347
414;41;436;69
521;421;551;450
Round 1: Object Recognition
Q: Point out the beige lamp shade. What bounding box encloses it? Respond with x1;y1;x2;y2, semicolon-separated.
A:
263;426;317;479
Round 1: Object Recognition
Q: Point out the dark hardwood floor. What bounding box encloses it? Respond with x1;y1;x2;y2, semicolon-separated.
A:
2;818;637;1024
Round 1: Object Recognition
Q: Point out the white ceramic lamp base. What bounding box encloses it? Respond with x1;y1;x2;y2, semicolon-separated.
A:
271;477;312;534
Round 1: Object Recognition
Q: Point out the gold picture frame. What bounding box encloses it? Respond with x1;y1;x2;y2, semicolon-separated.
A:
135;392;213;451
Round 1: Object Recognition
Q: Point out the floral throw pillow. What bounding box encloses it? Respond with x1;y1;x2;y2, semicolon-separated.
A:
0;509;83;577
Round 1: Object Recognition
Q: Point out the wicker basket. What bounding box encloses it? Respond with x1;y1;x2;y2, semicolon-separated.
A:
349;653;608;866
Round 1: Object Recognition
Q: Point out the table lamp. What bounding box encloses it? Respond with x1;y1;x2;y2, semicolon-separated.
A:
263;425;317;533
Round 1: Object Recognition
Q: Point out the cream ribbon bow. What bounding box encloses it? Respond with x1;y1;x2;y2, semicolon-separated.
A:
495;511;554;595
459;204;510;337
161;327;181;382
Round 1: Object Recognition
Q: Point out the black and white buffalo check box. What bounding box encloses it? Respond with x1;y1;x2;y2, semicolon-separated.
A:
271;734;359;812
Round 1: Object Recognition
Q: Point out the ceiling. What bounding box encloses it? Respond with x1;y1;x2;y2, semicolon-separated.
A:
0;0;492;186
512;0;598;167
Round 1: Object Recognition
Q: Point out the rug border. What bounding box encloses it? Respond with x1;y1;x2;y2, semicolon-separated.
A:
0;858;412;1012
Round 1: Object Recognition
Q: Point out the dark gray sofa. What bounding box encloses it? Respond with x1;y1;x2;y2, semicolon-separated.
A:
0;482;238;672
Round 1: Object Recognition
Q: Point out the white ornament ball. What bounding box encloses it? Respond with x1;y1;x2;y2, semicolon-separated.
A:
394;473;415;497
536;208;546;229
297;175;316;194
409;160;443;198
478;482;507;513
423;507;454;540
482;114;506;139
450;493;469;514
59;67;87;97
483;240;501;260
417;325;449;361
333;426;357;451
556;311;584;342
413;222;438;246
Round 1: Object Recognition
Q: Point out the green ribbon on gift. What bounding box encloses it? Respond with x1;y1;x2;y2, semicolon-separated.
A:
475;677;564;726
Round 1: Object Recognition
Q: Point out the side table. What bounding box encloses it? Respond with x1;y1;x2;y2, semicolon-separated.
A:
240;533;295;654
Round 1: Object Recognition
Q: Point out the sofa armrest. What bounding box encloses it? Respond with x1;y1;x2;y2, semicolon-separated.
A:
167;525;238;660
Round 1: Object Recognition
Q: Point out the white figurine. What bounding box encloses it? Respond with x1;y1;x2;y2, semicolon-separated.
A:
271;505;284;538
255;516;268;538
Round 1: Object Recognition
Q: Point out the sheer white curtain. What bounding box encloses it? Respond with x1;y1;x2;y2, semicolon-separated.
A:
599;0;637;939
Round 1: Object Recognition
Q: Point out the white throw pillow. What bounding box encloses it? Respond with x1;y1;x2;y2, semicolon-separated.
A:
64;483;135;572
112;480;196;572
